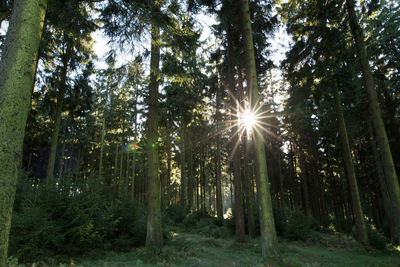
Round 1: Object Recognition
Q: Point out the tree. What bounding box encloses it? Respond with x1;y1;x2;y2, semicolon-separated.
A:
346;0;400;243
239;0;277;258
145;18;163;248
0;0;47;264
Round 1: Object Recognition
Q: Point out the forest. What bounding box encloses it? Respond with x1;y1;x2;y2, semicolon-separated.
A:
0;0;400;266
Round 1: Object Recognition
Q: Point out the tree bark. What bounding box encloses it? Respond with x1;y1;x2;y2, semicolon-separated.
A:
239;0;277;258
131;97;137;200
215;77;224;220
0;0;47;264
369;121;396;239
99;113;106;180
346;0;400;243
333;86;368;245
226;19;245;242
145;21;163;248
180;120;186;209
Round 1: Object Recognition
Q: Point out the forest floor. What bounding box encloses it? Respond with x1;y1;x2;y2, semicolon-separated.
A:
39;231;400;267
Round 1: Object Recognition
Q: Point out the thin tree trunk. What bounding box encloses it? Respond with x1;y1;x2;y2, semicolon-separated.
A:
145;21;163;248
0;0;47;264
299;153;312;216
227;20;245;241
113;143;119;189
99;114;106;180
333;86;368;245
131;98;137;200
180;121;186;209
215;78;224;220
239;0;277;257
46;39;72;181
119;141;124;196
346;0;400;243
166;137;172;206
186;130;193;210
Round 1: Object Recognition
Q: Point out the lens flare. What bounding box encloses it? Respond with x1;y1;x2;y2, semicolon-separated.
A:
242;109;256;134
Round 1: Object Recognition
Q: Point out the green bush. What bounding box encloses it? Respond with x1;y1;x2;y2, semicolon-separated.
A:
351;223;386;249
367;226;387;250
182;210;211;228
165;204;187;224
9;178;148;262
284;210;314;241
332;218;353;234
272;199;289;236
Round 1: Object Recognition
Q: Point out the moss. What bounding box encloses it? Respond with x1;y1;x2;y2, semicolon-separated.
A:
0;0;47;265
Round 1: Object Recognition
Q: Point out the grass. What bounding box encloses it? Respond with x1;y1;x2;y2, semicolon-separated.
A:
9;231;400;267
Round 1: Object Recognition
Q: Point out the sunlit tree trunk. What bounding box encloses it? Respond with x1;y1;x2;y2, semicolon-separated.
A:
346;0;400;243
239;0;277;258
238;65;256;237
145;21;163;248
333;86;368;245
46;39;72;181
0;0;47;264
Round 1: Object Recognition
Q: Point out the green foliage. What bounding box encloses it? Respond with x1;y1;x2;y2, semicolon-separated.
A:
180;210;233;239
332;218;354;234
367;226;387;250
272;200;289;236
165;204;187;224
284;210;317;241
9;178;147;263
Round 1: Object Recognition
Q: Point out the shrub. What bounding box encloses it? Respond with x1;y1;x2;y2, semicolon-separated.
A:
165;204;187;224
332;218;353;234
272;200;289;236
284;210;314;241
9;178;148;262
367;226;386;250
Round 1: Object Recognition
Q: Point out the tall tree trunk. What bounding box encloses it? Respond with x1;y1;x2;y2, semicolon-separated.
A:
243;136;255;237
200;146;206;211
346;0;400;243
186;130;193;210
131;98;137;200
238;64;256;237
214;81;224;219
299;153;312;216
369;122;396;239
226;20;245;242
239;0;278;258
333;86;368;245
180;120;186;209
46;39;72;181
166;135;172;206
215;78;224;220
0;0;47;264
113;142;119;189
145;21;163;248
99;114;106;180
